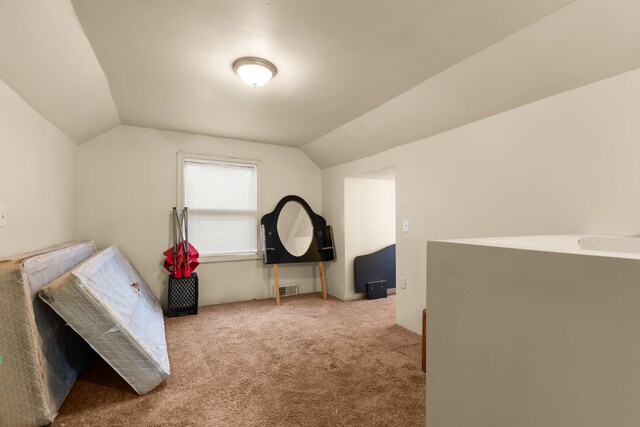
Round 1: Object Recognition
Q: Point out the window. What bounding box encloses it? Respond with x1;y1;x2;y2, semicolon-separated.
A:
179;153;260;261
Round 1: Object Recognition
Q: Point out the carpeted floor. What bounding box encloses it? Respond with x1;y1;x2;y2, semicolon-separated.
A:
54;293;425;426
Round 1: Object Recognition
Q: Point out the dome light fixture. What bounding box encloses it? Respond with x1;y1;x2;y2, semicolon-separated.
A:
232;57;277;88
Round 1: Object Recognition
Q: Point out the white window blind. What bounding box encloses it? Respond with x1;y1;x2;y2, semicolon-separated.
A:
183;159;258;257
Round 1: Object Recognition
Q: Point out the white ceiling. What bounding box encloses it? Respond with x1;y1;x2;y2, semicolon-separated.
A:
302;0;640;168
2;0;639;168
0;0;119;142
69;0;574;147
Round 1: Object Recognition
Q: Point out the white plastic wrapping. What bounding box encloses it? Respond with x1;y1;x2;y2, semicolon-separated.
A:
0;241;97;427
40;245;170;395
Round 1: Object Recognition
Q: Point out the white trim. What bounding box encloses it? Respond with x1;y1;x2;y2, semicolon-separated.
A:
177;152;262;263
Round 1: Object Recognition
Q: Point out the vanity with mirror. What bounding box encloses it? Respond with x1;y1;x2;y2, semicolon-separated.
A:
260;195;336;305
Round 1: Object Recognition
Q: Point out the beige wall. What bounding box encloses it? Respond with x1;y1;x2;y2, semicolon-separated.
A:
76;126;322;306
0;78;77;258
427;240;640;426
322;67;640;334
344;177;396;300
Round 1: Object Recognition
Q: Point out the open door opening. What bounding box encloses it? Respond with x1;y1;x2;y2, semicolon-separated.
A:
344;167;396;303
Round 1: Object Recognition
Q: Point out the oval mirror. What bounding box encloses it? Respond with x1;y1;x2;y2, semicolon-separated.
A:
276;201;314;257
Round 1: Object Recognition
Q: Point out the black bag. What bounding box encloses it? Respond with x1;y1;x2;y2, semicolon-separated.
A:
366;280;387;300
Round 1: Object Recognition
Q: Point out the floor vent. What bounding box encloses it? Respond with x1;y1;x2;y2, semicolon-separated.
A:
274;283;299;297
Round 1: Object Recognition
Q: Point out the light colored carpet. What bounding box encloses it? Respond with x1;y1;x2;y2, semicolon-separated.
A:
54;293;425;426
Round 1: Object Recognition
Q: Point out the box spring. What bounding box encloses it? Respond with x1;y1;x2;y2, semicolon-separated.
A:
40;245;170;395
0;241;96;427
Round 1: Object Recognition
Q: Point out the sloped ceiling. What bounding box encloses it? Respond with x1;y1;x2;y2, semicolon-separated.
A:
301;0;640;168
2;0;639;168
0;0;119;143
69;0;575;147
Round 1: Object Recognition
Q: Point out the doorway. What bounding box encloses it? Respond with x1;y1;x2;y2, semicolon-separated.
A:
344;167;396;301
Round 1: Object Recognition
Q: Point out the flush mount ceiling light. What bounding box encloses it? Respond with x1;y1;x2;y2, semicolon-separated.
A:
232;57;277;88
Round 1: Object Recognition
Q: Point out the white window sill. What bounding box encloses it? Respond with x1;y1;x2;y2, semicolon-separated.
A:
198;253;261;264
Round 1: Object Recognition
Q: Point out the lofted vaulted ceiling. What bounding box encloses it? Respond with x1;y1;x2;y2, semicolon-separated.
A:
2;0;639;168
301;0;640;167
0;0;119;142
69;0;577;147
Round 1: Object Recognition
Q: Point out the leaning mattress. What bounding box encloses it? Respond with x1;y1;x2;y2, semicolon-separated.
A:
0;241;97;427
40;245;170;395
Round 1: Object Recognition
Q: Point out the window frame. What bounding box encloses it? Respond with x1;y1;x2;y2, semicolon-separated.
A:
177;152;262;263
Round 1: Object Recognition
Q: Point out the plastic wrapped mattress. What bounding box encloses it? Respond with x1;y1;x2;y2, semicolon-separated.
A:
40;245;170;395
0;241;97;427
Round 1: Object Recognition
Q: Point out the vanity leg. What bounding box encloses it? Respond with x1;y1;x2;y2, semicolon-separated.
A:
273;264;280;305
318;262;327;300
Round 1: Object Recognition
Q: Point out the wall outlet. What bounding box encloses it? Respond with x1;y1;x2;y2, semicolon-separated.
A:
0;204;6;227
402;219;410;232
399;277;407;289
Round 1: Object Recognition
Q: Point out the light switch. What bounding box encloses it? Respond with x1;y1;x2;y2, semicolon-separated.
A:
0;204;5;227
399;277;407;289
402;218;410;232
